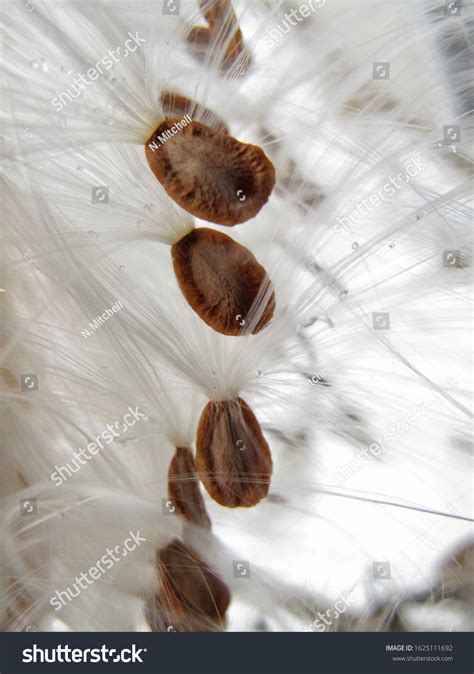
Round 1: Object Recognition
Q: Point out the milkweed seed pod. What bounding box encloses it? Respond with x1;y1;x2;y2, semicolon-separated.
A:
2;0;473;636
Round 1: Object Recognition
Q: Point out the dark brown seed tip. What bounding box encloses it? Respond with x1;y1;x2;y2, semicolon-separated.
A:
145;120;275;226
168;447;211;529
172;227;275;336
196;397;272;508
146;540;230;632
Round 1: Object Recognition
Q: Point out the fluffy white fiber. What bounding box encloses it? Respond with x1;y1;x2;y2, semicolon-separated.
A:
0;0;472;632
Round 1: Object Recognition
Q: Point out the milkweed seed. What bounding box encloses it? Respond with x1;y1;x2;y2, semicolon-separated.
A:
196;397;272;508
188;0;251;75
160;91;229;135
145;120;275;226
186;25;213;61
146;540;231;632
199;0;235;26
172;228;275;335
168;447;211;529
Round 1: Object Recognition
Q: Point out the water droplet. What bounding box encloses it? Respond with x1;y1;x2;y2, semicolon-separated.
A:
30;58;48;71
119;265;126;271
144;203;155;213
76;165;84;171
351;242;359;249
88;230;99;239
389;242;395;249
339;289;349;299
24;252;33;263
257;370;263;377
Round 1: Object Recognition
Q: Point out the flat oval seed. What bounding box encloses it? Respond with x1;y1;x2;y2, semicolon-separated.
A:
168;447;211;529
160;91;229;135
145;120;275;226
196;397;272;508
146;540;230;632
172;228;275;336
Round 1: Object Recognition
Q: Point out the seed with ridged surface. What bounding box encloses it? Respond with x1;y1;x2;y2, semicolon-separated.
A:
145;120;275;226
196;397;272;508
172;228;275;336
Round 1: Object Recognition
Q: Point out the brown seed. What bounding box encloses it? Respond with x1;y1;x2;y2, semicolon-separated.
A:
172;228;275;335
145;120;275;226
160;91;229;135
168;447;211;529
186;26;213;62
146;540;230;632
188;0;252;75
196;397;272;508
199;0;233;26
